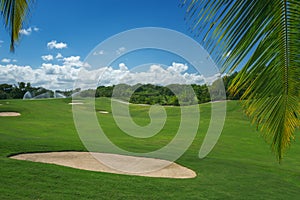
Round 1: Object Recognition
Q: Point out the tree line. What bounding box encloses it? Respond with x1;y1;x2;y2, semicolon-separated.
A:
0;82;76;99
0;72;242;106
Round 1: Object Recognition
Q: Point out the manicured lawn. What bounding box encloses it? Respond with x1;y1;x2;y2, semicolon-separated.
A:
0;98;299;199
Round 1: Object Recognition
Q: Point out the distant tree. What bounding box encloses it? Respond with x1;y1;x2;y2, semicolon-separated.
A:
96;86;114;97
25;82;32;90
18;82;26;91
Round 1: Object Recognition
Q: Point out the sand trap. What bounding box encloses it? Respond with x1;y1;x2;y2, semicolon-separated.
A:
112;99;130;105
69;102;84;105
137;104;150;106
99;111;109;114
0;112;21;116
10;152;196;179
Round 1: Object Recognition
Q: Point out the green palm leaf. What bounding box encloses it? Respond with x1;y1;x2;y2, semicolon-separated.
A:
0;0;33;51
183;0;300;161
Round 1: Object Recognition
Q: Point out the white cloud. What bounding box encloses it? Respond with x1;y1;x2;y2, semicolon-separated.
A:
19;28;31;35
63;56;90;68
41;54;54;61
0;61;219;91
116;47;126;55
19;27;39;36
0;63;80;90
0;54;87;90
119;63;128;71
204;73;221;84
2;58;18;63
93;50;104;56
47;40;67;49
93;62;212;87
1;58;11;63
56;53;63;59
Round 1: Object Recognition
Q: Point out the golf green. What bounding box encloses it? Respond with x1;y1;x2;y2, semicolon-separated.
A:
0;98;299;199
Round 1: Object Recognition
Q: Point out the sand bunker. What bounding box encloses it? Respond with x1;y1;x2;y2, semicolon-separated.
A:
0;112;21;116
10;152;196;179
69;102;84;105
99;111;109;114
137;104;150;106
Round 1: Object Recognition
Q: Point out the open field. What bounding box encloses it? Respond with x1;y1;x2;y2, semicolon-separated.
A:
0;98;299;199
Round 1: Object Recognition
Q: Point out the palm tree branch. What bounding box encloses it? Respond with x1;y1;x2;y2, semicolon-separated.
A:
182;0;300;161
0;0;33;51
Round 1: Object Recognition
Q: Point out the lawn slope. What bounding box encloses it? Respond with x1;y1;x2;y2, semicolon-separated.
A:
0;98;299;199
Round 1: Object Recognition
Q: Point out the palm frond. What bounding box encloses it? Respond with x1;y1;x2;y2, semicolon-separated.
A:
182;0;300;161
0;0;33;51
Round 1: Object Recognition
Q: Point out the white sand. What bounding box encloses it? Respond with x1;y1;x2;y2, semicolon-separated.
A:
10;152;196;179
137;104;150;106
0;112;21;116
68;102;84;105
99;111;109;114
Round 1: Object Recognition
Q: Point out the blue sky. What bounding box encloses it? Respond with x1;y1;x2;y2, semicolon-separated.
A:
0;0;221;90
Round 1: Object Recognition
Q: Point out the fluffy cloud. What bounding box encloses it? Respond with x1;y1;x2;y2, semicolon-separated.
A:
0;61;219;90
0;64;40;85
47;40;67;49
78;62;214;88
93;50;104;56
116;47;126;55
63;56;90;68
118;63;128;71
41;54;54;61
1;58;17;63
56;53;63;59
1;58;11;63
0;64;80;90
19;27;39;36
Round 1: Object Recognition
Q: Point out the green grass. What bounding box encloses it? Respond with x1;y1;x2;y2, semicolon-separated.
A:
0;98;299;199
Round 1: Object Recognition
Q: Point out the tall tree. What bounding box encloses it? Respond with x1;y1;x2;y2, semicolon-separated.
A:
0;0;33;51
182;0;300;161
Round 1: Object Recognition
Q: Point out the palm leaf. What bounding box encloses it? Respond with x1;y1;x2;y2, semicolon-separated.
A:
0;0;33;51
182;0;300;161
